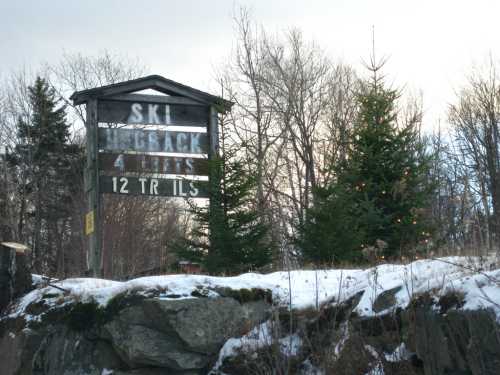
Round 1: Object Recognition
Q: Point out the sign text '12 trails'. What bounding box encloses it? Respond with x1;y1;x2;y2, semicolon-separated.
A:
100;176;209;198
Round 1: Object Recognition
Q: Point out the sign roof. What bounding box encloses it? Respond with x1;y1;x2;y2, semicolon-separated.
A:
70;74;233;112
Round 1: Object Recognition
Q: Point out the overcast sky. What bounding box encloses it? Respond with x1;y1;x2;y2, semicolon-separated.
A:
2;0;500;131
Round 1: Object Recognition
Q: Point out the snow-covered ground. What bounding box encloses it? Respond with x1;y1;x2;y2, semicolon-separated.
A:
8;256;500;323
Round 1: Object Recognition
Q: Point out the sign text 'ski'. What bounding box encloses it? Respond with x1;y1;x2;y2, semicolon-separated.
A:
98;100;209;198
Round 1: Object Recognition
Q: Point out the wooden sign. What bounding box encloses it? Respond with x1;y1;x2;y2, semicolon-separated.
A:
98;100;208;126
100;175;209;198
72;75;231;277
99;153;209;175
98;128;208;154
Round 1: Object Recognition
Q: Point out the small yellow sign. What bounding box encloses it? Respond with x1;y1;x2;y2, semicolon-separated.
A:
85;211;95;235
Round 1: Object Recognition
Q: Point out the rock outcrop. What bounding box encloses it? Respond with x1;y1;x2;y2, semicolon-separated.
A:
1;259;499;374
407;300;500;374
0;290;272;375
216;290;500;375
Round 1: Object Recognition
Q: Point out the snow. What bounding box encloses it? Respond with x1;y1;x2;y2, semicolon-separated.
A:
210;319;303;372
211;321;273;372
8;256;500;325
384;342;411;362
364;345;385;375
279;333;303;356
31;274;57;287
333;322;349;359
3;256;499;375
364;363;385;375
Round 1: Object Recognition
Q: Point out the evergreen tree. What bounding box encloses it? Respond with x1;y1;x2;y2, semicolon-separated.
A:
10;77;81;273
301;65;433;263
299;183;367;264
175;155;273;275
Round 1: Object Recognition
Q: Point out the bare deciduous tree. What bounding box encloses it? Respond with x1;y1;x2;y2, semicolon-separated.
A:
319;64;359;184
47;50;147;137
450;60;500;256
220;8;282;216
218;10;362;267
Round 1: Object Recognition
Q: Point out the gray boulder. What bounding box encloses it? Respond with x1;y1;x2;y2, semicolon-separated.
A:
372;286;402;313
103;297;269;371
0;291;271;375
408;307;500;375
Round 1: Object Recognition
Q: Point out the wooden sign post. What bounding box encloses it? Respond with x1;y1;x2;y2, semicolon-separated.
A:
85;98;101;277
71;75;232;277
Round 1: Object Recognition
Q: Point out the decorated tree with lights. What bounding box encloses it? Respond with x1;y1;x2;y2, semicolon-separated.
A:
301;61;433;263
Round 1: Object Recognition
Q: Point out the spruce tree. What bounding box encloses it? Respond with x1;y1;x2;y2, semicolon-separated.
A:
11;77;81;273
175;155;273;275
299;183;368;264
301;65;433;263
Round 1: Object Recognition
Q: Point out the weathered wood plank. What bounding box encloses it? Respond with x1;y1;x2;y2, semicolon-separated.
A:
99;153;209;176
100;175;209;198
98;128;208;154
85;99;102;277
105;94;205;106
98;100;209;126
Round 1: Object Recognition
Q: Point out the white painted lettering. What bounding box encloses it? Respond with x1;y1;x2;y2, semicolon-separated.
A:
148;104;160;124
114;154;125;171
189;182;199;197
177;133;188;153
129;103;143;123
164;133;174;152
150;179;159;195
139;178;147;194
179;179;187;197
190;133;201;153
119;128;132;149
151;156;160;172
175;158;182;174
148;131;159;151
185;158;193;173
119;177;129;194
165;105;171;124
135;130;146;151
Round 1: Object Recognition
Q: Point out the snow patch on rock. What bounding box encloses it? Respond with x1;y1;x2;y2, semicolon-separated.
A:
8;256;500;324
